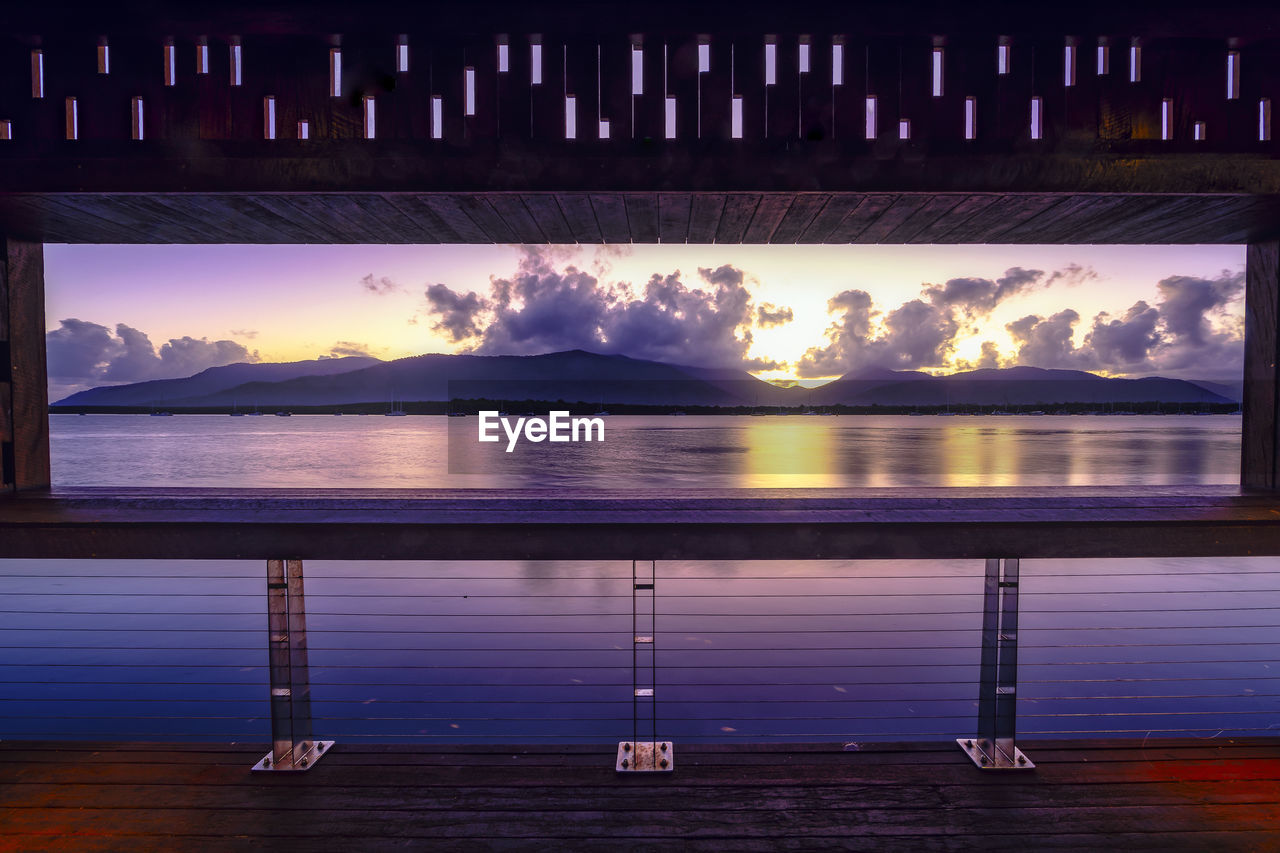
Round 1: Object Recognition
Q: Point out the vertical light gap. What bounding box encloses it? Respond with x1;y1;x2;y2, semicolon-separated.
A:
798;41;810;74
1193;120;1206;141
329;49;342;97
432;96;443;139
465;67;476;116
964;96;976;139
131;97;144;140
565;95;577;139
531;42;543;86
665;96;676;138
397;40;409;74
196;40;209;75
865;95;877;139
997;42;1010;76
765;41;776;86
698;43;710;73
296;119;310;140
65;97;78;140
31;50;44;99
97;42;110;75
598;44;609;139
631;45;643;95
1260;98;1272;141
1064;42;1076;87
498;42;509;74
898;118;910;139
263;96;276;139
164;42;176;87
931;47;943;97
1129;42;1141;83
832;42;844;86
0;120;12;140
363;96;376;139
1096;41;1109;75
731;96;743;138
1227;51;1240;100
1161;97;1172;139
1030;96;1043;139
230;42;242;87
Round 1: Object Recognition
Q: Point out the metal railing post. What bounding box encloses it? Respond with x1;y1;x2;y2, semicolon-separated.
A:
253;559;333;771
617;559;673;772
958;558;1033;770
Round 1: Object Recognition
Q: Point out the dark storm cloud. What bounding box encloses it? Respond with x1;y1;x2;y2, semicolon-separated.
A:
1084;301;1162;367
46;319;256;388
417;247;789;370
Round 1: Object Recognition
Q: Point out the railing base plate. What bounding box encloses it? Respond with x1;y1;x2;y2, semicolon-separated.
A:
252;740;334;772
957;738;1034;770
617;741;673;772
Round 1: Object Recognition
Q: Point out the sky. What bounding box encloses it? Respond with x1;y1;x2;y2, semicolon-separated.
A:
44;243;1245;401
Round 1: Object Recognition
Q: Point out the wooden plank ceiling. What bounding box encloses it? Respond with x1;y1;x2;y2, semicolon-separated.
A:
4;192;1279;244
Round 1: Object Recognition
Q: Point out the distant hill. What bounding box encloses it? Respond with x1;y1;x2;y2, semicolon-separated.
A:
1185;379;1243;403
55;357;383;407
53;351;1234;410
807;366;1233;407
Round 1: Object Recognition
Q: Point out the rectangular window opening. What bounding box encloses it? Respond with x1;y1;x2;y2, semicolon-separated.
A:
698;43;710;74
798;41;810;74
865;96;878;139
665;96;676;139
1161;98;1173;140
598;118;611;139
296;119;310;140
731;95;744;138
765;41;777;86
1064;43;1076;87
363;96;376;139
464;67;476;117
196;41;209;75
1096;43;1109;76
1129;44;1141;83
432;96;443;139
164;43;176;87
31;50;44;99
931;47;943;97
1227;51;1240;100
997;43;1010;76
631;46;643;95
230;43;242;87
964;97;976;139
832;43;844;86
65;97;78;140
1193;120;1206;141
898;118;910;139
532;43;543;86
498;42;509;74
263;96;276;140
330;49;342;97
0;120;11;141
1030;96;1043;139
130;97;144;140
565;95;577;139
397;42;409;74
97;43;110;75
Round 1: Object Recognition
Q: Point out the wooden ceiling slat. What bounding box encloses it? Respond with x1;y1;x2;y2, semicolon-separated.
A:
417;195;496;243
797;193;864;243
453;196;518;243
743;194;793;243
714;194;760;243
589;194;630;243
486;195;545;243
687;193;726;244
770;194;831;243
824;195;899;242
853;195;932;243
625;194;660;243
553;193;602;243
880;194;968;243
907;194;1000;243
381;195;467;242
658;193;692;244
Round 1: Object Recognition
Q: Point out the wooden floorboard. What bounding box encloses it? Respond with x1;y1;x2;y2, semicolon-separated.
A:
2;738;1278;851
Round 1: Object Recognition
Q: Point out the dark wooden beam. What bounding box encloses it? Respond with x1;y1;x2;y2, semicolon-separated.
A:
1;487;1279;560
0;237;48;492
1243;241;1280;489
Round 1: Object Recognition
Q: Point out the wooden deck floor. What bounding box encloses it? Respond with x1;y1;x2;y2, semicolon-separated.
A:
2;739;1279;851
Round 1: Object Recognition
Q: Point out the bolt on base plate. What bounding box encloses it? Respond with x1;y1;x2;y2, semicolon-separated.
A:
957;738;1034;770
617;741;674;772
252;740;335;772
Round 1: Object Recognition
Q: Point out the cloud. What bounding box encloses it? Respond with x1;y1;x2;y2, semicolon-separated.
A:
797;291;958;376
756;303;794;327
328;341;379;358
360;274;401;295
46;319;256;392
1046;263;1099;287
230;329;259;339
1006;310;1090;369
417;247;789;370
1083;301;1161;367
923;266;1045;319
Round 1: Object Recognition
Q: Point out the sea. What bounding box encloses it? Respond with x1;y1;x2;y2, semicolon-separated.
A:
2;413;1276;746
